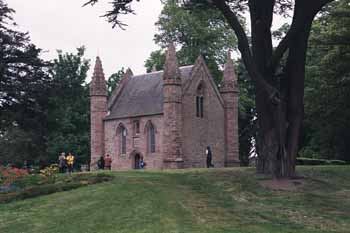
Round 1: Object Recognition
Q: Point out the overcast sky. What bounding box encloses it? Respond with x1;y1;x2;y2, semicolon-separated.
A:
8;0;288;81
8;0;163;81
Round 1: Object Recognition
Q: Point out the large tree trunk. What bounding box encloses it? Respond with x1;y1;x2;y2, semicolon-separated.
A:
284;5;316;176
249;0;289;177
251;0;323;177
213;0;331;177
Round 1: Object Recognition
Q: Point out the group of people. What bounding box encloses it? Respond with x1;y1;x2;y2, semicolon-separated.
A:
57;146;212;172
95;146;212;171
58;152;75;173
97;154;112;170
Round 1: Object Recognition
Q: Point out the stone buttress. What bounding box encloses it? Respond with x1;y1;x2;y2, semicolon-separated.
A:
220;52;240;166
162;43;184;168
90;57;107;169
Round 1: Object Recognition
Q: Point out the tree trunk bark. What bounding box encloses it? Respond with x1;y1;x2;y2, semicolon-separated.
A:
284;11;315;176
213;0;332;178
249;0;289;177
254;72;290;177
256;2;318;178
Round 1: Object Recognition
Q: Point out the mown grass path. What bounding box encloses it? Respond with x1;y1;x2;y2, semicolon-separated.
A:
1;166;349;233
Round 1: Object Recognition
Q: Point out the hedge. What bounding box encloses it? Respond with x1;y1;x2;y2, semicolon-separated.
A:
297;157;348;166
0;173;113;204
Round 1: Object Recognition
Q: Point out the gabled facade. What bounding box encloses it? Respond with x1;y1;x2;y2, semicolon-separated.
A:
90;44;239;170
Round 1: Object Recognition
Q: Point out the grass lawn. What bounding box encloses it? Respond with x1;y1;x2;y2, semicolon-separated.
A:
0;166;349;233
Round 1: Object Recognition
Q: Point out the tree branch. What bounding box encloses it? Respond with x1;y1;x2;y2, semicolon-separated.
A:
249;0;275;76
268;0;335;73
212;0;278;99
83;0;138;29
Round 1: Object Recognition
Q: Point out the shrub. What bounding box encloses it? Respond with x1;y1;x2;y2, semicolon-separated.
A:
298;147;319;159
12;174;43;188
0;166;29;186
328;160;347;165
40;164;59;184
40;164;59;177
0;173;113;203
297;157;347;166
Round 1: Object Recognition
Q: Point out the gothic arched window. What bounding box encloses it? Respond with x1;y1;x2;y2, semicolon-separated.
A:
196;83;204;118
145;121;156;153
117;124;127;155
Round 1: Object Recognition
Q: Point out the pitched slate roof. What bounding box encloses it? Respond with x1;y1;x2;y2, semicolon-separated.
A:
105;65;194;120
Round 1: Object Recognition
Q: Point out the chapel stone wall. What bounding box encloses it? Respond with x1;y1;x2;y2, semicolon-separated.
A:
103;115;164;170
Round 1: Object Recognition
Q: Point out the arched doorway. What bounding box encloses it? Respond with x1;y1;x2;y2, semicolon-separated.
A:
130;150;143;169
134;153;141;169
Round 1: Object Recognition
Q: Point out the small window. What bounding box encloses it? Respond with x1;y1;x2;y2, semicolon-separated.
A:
196;84;204;118
147;122;156;153
200;96;204;118
120;126;127;154
133;120;140;135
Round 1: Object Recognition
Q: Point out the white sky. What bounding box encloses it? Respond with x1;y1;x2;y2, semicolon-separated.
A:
8;0;163;81
8;0;289;81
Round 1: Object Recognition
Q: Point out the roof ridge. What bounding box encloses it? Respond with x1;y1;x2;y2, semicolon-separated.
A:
132;65;194;78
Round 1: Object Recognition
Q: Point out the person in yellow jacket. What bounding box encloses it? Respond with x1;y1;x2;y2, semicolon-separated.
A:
66;152;75;173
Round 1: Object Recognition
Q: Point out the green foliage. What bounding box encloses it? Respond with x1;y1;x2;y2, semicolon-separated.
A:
298;147;319;159
296;157;347;166
107;67;125;96
39;164;59;183
144;50;165;73
47;47;90;165
0;173;113;204
302;0;350;161
146;0;239;84
0;1;51;166
236;60;256;166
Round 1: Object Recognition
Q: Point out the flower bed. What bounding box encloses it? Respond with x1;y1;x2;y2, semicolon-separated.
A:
0;166;29;188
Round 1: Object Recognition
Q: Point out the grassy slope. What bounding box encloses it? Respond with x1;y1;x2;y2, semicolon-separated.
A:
0;166;349;233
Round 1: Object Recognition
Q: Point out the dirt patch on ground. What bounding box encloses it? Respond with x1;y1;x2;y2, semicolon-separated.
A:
260;178;305;191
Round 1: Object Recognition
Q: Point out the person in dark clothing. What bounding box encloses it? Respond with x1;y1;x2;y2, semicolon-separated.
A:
104;154;112;170
97;156;105;170
206;146;214;168
139;156;145;169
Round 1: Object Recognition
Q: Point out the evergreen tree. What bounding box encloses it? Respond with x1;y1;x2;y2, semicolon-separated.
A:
302;0;350;161
0;0;51;166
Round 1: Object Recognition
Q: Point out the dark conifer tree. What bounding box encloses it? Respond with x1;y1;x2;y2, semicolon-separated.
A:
0;0;51;166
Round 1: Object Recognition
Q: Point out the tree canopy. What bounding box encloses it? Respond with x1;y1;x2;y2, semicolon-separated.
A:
145;0;238;84
47;47;91;166
302;0;350;162
0;0;51;166
107;67;125;96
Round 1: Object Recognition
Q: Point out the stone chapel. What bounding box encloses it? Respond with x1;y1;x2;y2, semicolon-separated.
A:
90;43;239;170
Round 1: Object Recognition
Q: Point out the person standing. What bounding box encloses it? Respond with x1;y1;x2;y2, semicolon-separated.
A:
97;156;105;170
66;152;75;173
58;152;66;173
139;156;145;169
206;146;214;168
104;154;112;170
